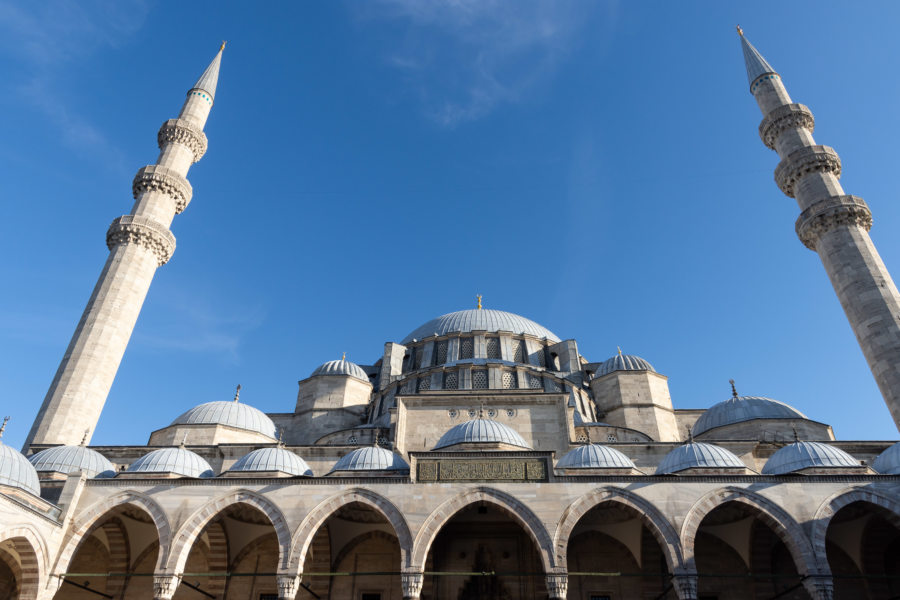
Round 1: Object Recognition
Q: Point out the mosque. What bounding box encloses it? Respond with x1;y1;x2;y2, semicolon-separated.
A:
2;30;900;600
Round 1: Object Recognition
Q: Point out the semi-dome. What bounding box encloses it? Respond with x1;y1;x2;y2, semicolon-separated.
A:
126;447;215;478
28;445;115;478
433;419;532;450
762;441;859;475
556;444;635;469
311;358;369;382
873;442;900;475
693;396;807;436
0;442;40;496
594;353;655;378
171;400;277;438
329;446;409;473
656;442;745;474
402;309;560;344
228;447;313;476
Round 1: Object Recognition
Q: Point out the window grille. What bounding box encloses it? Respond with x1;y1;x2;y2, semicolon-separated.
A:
417;376;431;392
434;340;448;365
549;379;563;393
535;346;546;368
607;434;618;443
473;370;488;389
527;374;542;389
413;347;423;369
512;339;525;363
444;371;458;389
502;371;516;389
486;337;500;359
459;337;474;359
576;434;588;443
348;435;358;445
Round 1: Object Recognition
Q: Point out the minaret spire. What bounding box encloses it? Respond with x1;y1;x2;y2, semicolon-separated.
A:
740;31;900;432
23;45;224;450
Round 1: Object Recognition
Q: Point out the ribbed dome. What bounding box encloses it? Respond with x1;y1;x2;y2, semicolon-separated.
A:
126;447;215;478
557;444;635;469
693;396;807;436
762;441;859;475
329;447;409;473
656;442;745;474
594;353;655;378
0;442;40;496
28;445;115;478
434;419;532;450
873;442;900;475
171;401;277;438
402;309;560;344
311;359;370;382
229;447;313;476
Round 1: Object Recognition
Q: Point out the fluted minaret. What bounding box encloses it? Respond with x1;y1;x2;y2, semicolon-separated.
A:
739;29;900;432
24;45;225;450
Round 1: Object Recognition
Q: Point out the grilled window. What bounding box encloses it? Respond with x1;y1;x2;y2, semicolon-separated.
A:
486;337;500;359
459;337;474;359
473;370;488;389
444;371;458;390
502;371;516;389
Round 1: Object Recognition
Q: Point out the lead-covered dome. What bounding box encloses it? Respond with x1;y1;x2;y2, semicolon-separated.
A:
229;447;313;476
594;353;655;378
402;309;560;344
126;447;215;478
434;419;532;450
873;442;900;475
557;444;635;469
28;445;115;478
762;441;859;475
311;359;369;382
693;396;807;437
329;446;409;473
171;400;277;439
656;442;745;474
0;442;40;496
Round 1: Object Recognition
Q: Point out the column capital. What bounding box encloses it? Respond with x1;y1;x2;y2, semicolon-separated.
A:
795;195;872;250
774;144;841;198
153;574;181;600
672;573;699;600
277;574;300;600
802;575;834;600
545;571;568;599
401;571;424;599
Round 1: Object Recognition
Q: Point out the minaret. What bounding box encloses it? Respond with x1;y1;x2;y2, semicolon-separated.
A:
24;45;225;449
739;29;900;432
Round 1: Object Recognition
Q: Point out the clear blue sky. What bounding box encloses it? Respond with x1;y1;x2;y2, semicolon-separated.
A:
2;1;900;448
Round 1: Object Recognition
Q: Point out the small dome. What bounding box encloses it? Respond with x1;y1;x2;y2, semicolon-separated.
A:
0;442;40;496
594;353;655;378
126;447;215;478
229;447;313;476
329;446;409;473
693;396;807;436
762;441;859;475
656;442;745;474
873;442;900;475
402;309;560;344
311;359;370;382
557;444;635;469
28;445;115;478
171;400;277;438
434;419;531;450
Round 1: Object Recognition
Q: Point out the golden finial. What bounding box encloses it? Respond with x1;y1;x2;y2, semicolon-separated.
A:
220;41;227;51
180;432;189;448
476;294;482;310
233;384;241;402
729;379;738;399
617;346;623;356
80;429;90;446
373;428;381;448
342;352;346;361
736;25;743;37
0;416;8;439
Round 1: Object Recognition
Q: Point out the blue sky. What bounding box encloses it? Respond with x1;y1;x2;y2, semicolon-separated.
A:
2;1;900;448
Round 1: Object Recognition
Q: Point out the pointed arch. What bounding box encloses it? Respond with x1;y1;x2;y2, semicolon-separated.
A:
289;488;412;573
681;486;819;575
53;491;170;579
811;486;900;567
166;489;292;573
0;525;47;600
410;486;554;571
553;486;684;573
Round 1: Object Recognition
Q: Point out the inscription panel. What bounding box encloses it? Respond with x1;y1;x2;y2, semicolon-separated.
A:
417;458;547;482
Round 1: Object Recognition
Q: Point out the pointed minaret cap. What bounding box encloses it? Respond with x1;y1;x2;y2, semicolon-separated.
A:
191;42;225;101
737;27;777;90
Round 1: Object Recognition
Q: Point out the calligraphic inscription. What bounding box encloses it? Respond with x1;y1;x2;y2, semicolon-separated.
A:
417;459;548;482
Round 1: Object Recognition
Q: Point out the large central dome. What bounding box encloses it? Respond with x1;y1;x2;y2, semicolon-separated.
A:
401;309;560;344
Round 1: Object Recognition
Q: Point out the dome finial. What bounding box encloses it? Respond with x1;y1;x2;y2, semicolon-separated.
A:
736;25;743;36
373;428;381;448
478;401;486;419
617;346;623;356
341;352;346;361
233;384;241;402
180;432;188;448
792;423;799;442
0;416;8;439
476;294;482;310
220;40;227;51
686;425;694;444
729;379;739;399
277;428;285;448
80;429;90;446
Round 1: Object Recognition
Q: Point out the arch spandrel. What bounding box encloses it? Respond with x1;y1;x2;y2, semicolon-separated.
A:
410;486;555;572
289;487;413;573
553;486;684;573
166;488;292;573
681;486;820;575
